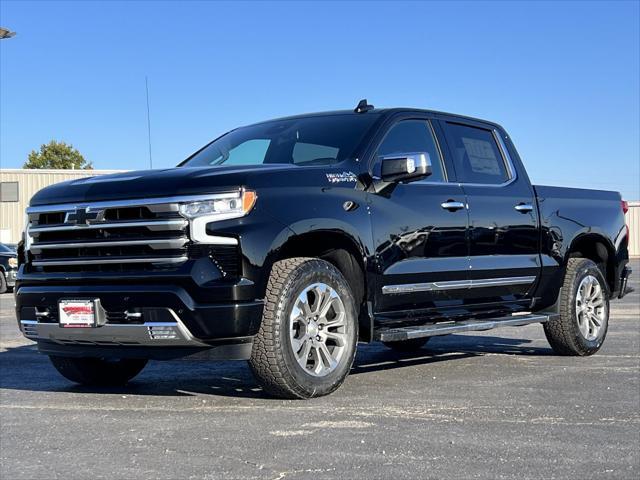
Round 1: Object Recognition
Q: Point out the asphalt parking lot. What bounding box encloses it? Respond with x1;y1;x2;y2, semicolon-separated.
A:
1;260;638;480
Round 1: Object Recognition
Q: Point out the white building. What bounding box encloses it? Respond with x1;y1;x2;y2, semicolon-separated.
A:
0;169;123;243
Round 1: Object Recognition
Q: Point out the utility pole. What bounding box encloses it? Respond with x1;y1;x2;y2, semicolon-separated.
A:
145;76;153;169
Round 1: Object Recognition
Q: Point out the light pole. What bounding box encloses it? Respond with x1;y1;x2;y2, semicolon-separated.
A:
0;28;16;39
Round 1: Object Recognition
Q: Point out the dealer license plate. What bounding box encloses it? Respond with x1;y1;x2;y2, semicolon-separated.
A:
58;299;97;328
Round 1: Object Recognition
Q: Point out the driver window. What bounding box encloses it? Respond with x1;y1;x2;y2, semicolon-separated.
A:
377;120;446;182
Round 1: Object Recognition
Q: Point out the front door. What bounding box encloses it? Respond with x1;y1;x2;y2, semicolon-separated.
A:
440;120;540;307
368;118;470;316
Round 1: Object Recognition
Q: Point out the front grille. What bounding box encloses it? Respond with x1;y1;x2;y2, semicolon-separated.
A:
27;200;190;274
26;197;242;277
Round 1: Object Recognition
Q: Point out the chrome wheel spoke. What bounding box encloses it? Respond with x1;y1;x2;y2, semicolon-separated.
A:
289;281;348;377
585;280;594;301
318;343;338;372
310;285;328;314
323;310;346;328
575;275;607;341
300;299;313;318
317;290;335;318
323;330;346;347
578;313;589;338
590;298;603;308
296;339;312;365
291;334;305;353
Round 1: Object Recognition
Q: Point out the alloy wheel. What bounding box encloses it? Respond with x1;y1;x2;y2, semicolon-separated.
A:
575;275;607;341
289;282;348;377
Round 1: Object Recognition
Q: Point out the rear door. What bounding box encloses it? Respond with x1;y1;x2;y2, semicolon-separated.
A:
440;119;540;306
368;116;470;315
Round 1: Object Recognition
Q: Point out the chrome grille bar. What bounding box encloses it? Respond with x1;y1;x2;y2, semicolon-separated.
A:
32;257;188;267
30;237;189;252
28;219;188;235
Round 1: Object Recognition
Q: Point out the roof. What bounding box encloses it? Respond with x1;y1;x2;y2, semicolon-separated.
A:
249;107;503;130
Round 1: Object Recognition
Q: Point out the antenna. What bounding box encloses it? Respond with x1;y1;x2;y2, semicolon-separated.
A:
145;76;153;169
354;99;374;113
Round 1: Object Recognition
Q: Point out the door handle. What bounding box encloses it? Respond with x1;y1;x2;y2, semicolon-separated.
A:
441;201;466;212
514;203;533;213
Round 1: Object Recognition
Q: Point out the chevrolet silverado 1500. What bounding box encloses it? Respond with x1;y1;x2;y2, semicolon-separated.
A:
16;101;632;398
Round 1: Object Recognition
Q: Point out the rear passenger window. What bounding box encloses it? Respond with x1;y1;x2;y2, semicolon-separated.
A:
446;123;509;184
377;120;446;182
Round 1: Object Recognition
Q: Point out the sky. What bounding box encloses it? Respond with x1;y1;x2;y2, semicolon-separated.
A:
1;0;639;199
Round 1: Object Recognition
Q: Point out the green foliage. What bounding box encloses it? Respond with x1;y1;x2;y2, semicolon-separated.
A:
24;140;92;170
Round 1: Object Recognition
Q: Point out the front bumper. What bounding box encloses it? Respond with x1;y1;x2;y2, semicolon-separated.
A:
15;284;264;359
20;310;206;347
20;314;256;360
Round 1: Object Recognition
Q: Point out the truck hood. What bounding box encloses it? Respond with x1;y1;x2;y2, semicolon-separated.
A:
29;164;304;206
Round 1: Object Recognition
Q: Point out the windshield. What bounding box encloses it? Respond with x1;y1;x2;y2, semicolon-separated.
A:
181;114;380;168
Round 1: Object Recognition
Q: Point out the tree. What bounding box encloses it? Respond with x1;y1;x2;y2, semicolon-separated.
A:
24;140;92;170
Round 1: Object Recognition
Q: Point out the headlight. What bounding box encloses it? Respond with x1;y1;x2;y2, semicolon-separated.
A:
179;190;256;221
179;189;257;244
8;257;18;268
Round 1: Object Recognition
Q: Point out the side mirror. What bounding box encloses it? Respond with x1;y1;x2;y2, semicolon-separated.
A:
380;152;432;183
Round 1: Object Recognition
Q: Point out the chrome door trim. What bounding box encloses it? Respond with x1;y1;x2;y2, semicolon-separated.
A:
469;276;536;288
382;276;536;295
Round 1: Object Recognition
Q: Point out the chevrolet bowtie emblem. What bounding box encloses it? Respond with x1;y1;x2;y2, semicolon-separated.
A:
64;207;105;226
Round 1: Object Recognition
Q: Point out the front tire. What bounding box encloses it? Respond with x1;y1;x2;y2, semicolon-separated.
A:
543;258;609;356
49;356;148;386
0;272;7;294
249;257;358;399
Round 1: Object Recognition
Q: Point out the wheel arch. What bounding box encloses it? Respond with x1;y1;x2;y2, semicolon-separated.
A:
566;233;616;293
266;229;372;342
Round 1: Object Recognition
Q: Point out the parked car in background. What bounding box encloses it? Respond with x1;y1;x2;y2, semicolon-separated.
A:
14;101;632;398
0;243;18;293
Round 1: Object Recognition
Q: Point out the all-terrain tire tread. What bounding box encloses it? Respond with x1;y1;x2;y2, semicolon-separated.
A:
543;258;606;356
249;258;314;399
249;257;355;399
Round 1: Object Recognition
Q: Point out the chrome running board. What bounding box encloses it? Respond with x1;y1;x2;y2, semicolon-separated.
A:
374;313;557;342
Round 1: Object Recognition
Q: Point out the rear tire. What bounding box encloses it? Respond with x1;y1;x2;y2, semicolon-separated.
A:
383;337;430;352
49;356;148;386
543;258;609;356
249;257;358;399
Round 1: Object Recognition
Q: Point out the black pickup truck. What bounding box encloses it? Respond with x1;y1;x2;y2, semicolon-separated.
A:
16;101;632;398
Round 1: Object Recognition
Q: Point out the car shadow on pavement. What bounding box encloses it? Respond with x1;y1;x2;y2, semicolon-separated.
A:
0;334;552;399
